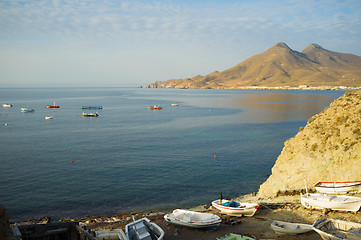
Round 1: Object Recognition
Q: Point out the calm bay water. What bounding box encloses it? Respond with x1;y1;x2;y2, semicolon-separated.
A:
0;88;345;221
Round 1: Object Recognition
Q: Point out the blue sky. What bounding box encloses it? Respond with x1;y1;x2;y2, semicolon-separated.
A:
0;0;360;87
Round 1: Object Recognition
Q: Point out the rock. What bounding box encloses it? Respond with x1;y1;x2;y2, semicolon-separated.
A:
258;90;361;197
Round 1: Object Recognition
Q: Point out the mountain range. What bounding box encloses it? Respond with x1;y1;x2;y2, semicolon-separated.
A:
142;43;361;89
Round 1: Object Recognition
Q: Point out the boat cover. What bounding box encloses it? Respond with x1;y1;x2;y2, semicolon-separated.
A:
222;201;240;207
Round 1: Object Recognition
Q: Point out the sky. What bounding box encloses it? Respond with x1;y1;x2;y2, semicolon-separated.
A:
0;0;360;87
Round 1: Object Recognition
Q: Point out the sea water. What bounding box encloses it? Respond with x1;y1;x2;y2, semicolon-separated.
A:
0;88;345;221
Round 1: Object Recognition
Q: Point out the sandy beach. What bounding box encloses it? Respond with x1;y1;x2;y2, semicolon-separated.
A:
14;193;359;240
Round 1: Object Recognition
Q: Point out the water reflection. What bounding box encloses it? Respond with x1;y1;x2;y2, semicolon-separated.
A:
183;92;339;124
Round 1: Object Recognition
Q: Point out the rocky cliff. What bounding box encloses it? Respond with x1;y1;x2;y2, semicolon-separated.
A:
258;89;361;197
142;43;361;89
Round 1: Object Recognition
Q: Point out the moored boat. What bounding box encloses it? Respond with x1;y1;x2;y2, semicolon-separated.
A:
313;218;361;240
212;199;259;217
45;116;53;120
125;217;164;240
95;228;127;240
147;105;162;110
164;209;221;230
217;233;256;240
82;112;99;117
270;220;313;235
46;102;60;108
82;105;103;109
21;108;34;112
301;193;361;212
171;104;178;106
2;103;12;107
315;181;361;194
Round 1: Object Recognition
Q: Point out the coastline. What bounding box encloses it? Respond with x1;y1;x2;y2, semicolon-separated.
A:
12;193;361;240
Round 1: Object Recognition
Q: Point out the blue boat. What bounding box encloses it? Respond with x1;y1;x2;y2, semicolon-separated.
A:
81;106;103;109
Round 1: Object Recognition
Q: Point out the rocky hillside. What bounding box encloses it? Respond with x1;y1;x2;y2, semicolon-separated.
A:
142;43;361;89
258;89;361;197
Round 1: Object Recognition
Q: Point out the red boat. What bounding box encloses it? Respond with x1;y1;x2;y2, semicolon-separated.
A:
147;105;162;110
46;102;60;108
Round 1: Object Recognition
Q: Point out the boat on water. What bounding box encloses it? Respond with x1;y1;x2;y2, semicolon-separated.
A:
211;199;259;217
164;209;221;230
45;116;53;120
2;103;12;107
82;112;99;117
125;217;164;240
313;218;361;240
46;102;60;108
82;105;103;109
315;181;361;194
301;193;361;212
21;108;34;112
270;220;313;235
95;228;127;240
147;105;162;110
171;104;178;106
217;233;256;240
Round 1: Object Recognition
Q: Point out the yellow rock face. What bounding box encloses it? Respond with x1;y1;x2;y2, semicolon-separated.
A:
258;89;361;197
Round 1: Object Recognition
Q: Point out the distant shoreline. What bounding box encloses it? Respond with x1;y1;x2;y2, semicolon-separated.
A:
140;85;360;90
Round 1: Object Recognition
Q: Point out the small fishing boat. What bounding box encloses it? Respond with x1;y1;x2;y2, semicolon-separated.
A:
82;105;103;109
315;181;361;194
45;116;53;120
125;217;164;240
313;218;361;240
147;105;162;110
171;104;178;106
270;220;313;235
164;209;221;230
2;103;12;107
301;193;361;212
21;108;34;112
95;228;127;240
82;112;99;117
217;233;256;240
212;199;259;217
46;102;60;108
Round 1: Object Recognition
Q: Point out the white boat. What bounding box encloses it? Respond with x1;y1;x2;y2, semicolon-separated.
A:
313;218;361;240
125;217;164;240
171;104;178;106
82;112;98;117
301;193;361;212
164;209;221;230
95;228;127;240
45;116;53;120
2;103;12;107
21;108;34;112
217;233;256;240
211;199;259;217
315;181;361;194
270;220;313;235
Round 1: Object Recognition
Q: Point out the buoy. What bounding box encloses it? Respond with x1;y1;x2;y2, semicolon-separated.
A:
68;149;71;152
71;160;74;163
4;123;7;126
214;155;216;158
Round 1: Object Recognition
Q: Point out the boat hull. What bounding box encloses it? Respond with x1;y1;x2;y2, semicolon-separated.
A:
270;220;313;235
125;217;164;240
212;199;259;217
164;209;221;230
315;181;361;194
313;218;361;240
301;193;361;212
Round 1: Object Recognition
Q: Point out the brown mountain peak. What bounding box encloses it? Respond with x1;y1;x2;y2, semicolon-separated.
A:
272;42;291;49
302;43;325;53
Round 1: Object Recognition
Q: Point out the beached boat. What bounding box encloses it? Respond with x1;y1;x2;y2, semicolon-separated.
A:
125;217;164;240
212;199;259;217
46;102;60;108
313;218;361;240
21;108;34;112
315;181;361;194
147;105;162;110
82;105;103;109
164;209;221;230
2;103;12;107
217;233;256;240
95;228;127;240
45;116;53;120
270;220;313;235
82;112;99;117
301;193;361;212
